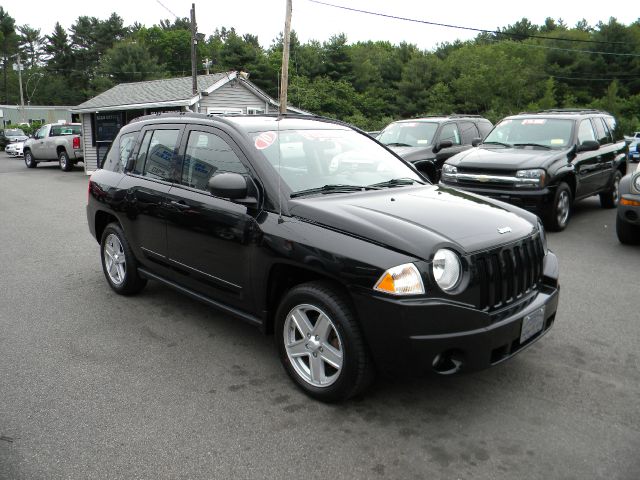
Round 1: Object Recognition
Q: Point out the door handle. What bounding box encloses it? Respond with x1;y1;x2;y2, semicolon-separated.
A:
170;200;190;210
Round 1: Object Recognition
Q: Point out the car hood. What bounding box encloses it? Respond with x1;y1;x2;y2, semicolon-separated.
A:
289;185;536;259
447;146;564;170
387;145;434;162
7;135;28;142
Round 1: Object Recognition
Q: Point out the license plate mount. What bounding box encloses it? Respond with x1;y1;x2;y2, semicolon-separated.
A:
520;307;545;344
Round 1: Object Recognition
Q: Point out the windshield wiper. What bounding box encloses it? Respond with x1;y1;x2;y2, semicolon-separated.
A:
513;143;552;149
290;184;381;198
482;141;512;148
369;177;425;188
384;142;413;147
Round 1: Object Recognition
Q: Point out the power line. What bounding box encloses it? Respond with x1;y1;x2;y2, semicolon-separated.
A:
155;0;179;19
307;0;629;46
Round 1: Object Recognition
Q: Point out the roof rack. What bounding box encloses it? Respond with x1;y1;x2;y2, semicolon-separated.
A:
518;108;610;115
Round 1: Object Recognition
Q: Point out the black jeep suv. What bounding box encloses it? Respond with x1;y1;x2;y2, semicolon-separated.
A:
377;115;493;183
440;109;627;231
87;113;559;401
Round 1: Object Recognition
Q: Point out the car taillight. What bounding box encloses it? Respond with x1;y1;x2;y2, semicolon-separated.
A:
73;136;81;149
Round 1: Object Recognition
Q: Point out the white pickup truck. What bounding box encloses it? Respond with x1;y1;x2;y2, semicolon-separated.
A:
23;123;84;171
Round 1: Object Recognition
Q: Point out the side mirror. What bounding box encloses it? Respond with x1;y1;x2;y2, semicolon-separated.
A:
208;173;257;205
433;139;453;153
576;140;600;152
471;137;482;147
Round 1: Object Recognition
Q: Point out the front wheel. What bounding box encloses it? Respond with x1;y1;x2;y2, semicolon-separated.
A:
24;150;37;168
59;150;73;171
544;182;572;231
599;170;622;209
100;223;147;295
616;215;640;245
275;282;374;402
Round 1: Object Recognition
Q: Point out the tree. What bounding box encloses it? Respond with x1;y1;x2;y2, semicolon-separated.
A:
18;25;44;68
0;7;17;103
99;40;164;83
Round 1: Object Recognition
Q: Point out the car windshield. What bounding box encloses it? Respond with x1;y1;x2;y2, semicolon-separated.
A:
484;118;574;148
5;129;25;136
250;128;423;194
377;122;438;147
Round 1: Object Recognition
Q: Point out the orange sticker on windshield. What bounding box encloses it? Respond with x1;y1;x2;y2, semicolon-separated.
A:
255;131;277;150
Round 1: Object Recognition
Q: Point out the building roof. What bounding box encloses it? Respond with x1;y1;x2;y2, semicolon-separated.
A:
71;72;234;113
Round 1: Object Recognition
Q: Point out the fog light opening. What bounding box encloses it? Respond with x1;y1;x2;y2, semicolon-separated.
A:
432;349;464;375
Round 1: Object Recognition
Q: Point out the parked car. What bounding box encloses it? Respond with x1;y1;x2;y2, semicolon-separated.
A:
23;123;83;171
627;139;639;162
87;112;559;402
0;128;28;149
616;161;640;244
376;115;493;183
5;141;24;157
623;131;640;143
441;109;627;231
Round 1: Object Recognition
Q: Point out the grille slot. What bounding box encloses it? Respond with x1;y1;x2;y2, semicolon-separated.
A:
476;235;544;311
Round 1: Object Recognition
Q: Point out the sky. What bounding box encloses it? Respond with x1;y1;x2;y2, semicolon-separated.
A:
7;0;634;51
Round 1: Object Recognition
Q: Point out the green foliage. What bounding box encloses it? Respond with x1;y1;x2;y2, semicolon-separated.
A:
0;8;639;135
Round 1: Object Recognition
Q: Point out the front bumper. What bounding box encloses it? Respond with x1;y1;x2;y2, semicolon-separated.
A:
440;182;554;216
352;251;560;376
618;193;640;226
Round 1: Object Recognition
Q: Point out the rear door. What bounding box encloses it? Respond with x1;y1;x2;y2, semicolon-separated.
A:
117;125;184;267
165;125;259;311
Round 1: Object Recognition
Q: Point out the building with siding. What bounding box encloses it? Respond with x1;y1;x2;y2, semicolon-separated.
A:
0;105;76;126
71;71;308;174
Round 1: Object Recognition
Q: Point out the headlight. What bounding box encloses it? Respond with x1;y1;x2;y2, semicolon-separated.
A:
633;174;640;193
516;169;546;188
538;220;548;255
432;249;461;292
373;263;425;296
441;164;458;182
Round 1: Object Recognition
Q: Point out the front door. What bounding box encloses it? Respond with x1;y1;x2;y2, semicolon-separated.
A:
165;126;259;311
573;119;602;199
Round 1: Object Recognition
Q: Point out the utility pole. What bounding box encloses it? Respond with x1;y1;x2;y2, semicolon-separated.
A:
16;56;25;123
190;3;198;95
279;0;292;114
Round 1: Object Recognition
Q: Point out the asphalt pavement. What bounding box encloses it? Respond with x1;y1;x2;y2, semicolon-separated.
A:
0;153;638;479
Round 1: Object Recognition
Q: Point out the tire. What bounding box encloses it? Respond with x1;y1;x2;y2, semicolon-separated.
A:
59;150;73;172
616;215;640;245
599;170;622;209
544;182;572;232
24;150;37;168
100;222;147;295
275;281;374;402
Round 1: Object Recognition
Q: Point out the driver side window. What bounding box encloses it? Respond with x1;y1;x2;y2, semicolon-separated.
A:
577;120;596;144
439;123;461;145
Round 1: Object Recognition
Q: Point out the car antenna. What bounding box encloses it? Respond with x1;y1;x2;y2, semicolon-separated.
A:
276;114;284;224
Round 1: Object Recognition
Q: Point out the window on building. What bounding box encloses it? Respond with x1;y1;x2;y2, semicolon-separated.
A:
181;130;247;192
206;107;244;115
247;107;265;115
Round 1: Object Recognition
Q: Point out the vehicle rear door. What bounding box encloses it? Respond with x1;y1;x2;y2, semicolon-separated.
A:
117;125;184;269
573;119;602;199
164;125;260;312
591;116;616;190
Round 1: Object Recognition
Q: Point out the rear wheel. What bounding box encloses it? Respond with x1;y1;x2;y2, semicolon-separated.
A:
100;223;147;295
59;150;73;171
545;182;572;231
616;215;640;245
599;170;622;208
24;150;36;168
275;282;374;402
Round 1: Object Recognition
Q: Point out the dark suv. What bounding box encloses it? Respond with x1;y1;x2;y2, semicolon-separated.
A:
87;113;559;402
440;109;627;231
377;115;493;183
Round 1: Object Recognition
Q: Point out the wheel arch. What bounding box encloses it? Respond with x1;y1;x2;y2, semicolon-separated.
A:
94;210;120;244
263;263;354;335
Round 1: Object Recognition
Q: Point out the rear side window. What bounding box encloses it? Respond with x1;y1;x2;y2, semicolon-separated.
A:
181;130;247;191
439;123;461;145
118;132;138;169
134;129;180;181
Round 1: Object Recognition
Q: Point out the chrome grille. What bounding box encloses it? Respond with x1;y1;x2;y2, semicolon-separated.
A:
475;234;544;311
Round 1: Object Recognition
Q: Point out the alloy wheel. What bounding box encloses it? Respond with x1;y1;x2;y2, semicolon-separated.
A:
557;190;570;227
103;233;126;285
